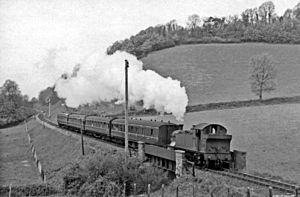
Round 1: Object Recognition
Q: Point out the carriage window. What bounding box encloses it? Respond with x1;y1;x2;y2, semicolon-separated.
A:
150;129;153;135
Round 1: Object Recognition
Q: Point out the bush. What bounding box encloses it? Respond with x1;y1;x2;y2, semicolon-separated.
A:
63;150;169;196
0;184;57;197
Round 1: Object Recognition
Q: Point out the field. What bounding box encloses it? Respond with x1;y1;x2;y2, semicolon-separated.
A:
141;103;300;184
142;43;300;105
0;121;41;186
141;43;300;184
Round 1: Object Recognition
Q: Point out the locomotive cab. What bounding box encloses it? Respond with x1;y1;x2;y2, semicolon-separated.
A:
172;123;232;169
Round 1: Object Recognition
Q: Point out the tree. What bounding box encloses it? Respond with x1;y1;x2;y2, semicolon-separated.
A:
249;54;277;100
0;80;22;110
259;1;275;24
186;14;201;35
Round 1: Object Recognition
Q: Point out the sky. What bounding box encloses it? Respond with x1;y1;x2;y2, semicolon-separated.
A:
0;0;299;98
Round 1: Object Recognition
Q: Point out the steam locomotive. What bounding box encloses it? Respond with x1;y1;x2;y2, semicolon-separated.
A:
57;113;237;169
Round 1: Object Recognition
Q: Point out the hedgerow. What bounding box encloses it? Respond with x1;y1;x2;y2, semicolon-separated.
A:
63;149;169;196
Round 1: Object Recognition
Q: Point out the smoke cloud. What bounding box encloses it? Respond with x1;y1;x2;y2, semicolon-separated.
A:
55;51;188;120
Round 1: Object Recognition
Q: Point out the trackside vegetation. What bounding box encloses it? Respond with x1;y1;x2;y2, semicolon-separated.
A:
62;150;169;197
0;80;36;127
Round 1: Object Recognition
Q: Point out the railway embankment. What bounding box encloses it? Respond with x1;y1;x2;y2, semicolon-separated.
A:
0;119;58;196
26;119;94;188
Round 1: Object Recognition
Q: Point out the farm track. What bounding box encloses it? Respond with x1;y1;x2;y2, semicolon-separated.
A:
203;168;299;195
39;115;300;195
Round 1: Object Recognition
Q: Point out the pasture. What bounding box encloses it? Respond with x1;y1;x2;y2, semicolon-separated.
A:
142;43;300;105
140;103;300;184
142;43;300;183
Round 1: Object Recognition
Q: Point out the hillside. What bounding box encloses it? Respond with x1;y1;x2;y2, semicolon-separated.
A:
142;43;300;105
107;2;300;58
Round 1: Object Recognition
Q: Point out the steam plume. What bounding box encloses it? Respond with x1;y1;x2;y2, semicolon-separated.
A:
55;51;188;120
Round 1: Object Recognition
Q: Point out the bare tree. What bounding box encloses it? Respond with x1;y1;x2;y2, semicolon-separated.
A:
259;1;275;24
249;54;277;100
186;14;201;31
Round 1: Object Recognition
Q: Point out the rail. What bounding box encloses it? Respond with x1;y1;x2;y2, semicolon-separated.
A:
205;169;299;194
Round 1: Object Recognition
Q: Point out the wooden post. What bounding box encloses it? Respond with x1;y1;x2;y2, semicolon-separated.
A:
123;183;126;197
147;184;151;197
192;162;195;177
48;98;51;118
269;186;273;197
25;120;28;132
80;120;84;156
192;184;196;197
161;184;164;197
133;183;136;197
176;186;179;197
296;187;299;197
124;60;129;163
246;187;250;197
8;183;12;197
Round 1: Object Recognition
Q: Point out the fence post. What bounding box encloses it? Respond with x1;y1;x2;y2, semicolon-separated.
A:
147;184;151;197
227;187;230;197
123;183;126;197
246;187;250;197
193;184;196;197
269;186;273;197
24;120;28;132
161;184;164;197
133;183;136;197
192;163;195;177
176;186;179;197
296;187;299;197
8;183;12;197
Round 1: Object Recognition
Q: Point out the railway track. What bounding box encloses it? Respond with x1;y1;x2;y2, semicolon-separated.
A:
205;168;299;195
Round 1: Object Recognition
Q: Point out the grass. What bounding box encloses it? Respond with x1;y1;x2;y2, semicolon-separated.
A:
0;121;41;186
27;119;94;189
142;43;300;105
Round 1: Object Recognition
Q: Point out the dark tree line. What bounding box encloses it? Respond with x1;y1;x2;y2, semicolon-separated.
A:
107;1;300;59
0;80;36;125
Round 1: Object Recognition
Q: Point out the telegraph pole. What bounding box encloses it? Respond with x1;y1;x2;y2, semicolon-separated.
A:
48;98;51;118
80;119;85;155
125;60;129;163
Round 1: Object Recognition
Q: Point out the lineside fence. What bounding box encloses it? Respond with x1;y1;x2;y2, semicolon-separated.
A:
120;182;299;197
24;119;46;183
